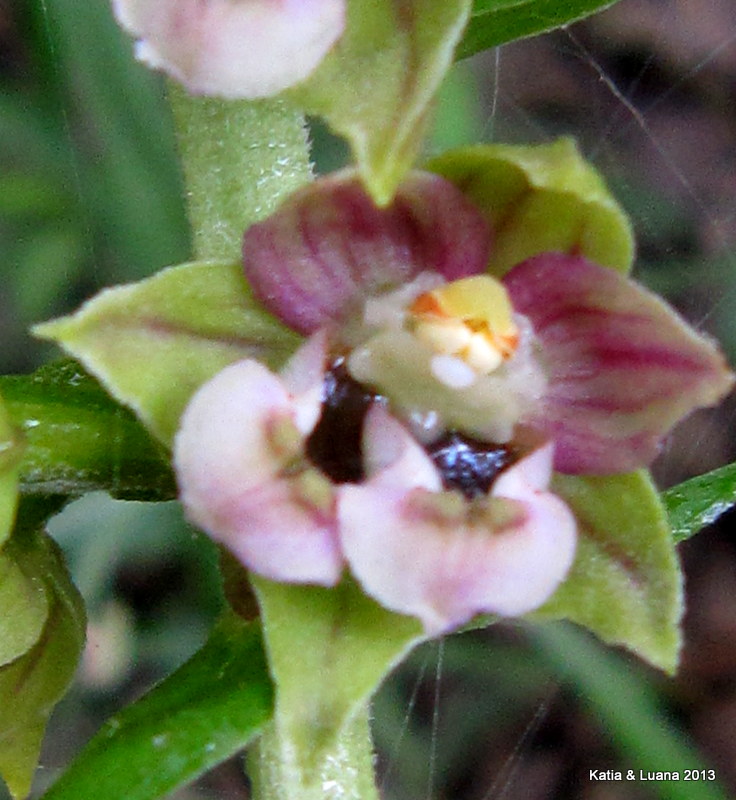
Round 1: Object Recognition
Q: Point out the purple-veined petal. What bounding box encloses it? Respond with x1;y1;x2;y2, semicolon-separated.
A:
112;0;345;99
338;415;576;634
243;170;492;334
174;336;343;585
504;254;735;474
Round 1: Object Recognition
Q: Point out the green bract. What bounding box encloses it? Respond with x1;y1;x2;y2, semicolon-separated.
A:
292;0;472;205
0;361;174;501
252;578;422;794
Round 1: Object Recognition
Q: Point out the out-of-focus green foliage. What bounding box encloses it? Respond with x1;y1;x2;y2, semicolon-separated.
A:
664;463;736;543
0;361;174;501
459;0;619;58
1;0;189;373
0;527;85;799
40;614;272;800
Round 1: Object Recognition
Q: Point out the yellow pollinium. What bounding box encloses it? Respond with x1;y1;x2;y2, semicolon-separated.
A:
409;275;519;374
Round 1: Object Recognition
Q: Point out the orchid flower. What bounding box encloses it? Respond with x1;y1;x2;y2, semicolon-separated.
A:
174;168;733;635
112;0;345;98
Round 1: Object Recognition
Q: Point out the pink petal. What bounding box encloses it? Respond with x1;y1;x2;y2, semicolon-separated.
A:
338;421;576;634
174;339;342;585
243;170;492;333
504;254;735;474
113;0;345;98
361;404;442;491
280;328;329;435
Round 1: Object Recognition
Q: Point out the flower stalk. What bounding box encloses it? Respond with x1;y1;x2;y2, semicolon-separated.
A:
248;711;379;800
168;89;382;798
168;85;313;261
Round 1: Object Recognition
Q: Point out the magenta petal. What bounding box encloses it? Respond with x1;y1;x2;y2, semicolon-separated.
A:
243;170;492;333
338;421;576;633
505;254;735;474
174;352;342;586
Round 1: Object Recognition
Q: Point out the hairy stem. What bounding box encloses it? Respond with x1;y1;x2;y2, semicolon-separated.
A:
248;709;380;800
168;86;313;262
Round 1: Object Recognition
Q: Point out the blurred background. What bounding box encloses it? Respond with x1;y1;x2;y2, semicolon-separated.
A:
2;0;736;797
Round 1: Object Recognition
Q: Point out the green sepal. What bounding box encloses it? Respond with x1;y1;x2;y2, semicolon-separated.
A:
428;138;634;275
252;576;422;793
291;0;473;205
40;613;273;800
0;529;85;799
33;262;301;447
663;462;736;543
536;471;682;674
0;361;174;501
458;0;619;60
0;392;24;547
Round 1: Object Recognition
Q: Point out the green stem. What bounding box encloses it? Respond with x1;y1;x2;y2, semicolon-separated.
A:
248;709;380;800
168;86;313;261
169;89;381;798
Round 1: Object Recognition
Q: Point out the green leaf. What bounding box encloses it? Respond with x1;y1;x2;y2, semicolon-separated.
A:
0;361;174;501
428;138;634;275
458;0;620;60
33;262;301;446
537;472;682;674
252;577;422;792
0;393;24;546
0;529;85;799
40;613;272;800
292;0;473;205
663;463;736;543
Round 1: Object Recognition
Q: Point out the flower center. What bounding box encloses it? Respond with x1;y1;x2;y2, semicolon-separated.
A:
345;272;543;444
305;358;518;497
409;275;519;374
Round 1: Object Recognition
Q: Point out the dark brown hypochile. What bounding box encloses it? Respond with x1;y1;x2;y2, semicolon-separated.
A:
305;358;518;498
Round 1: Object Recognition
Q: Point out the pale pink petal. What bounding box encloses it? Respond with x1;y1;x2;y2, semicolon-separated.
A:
338;423;576;633
243;170;492;333
280;328;328;435
174;341;342;585
361;404;442;492
210;476;341;584
113;0;345;98
504;254;735;474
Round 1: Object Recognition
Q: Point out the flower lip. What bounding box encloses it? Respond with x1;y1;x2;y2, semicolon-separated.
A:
173;333;344;586
304;356;379;484
303;350;525;500
426;431;520;499
338;408;577;632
